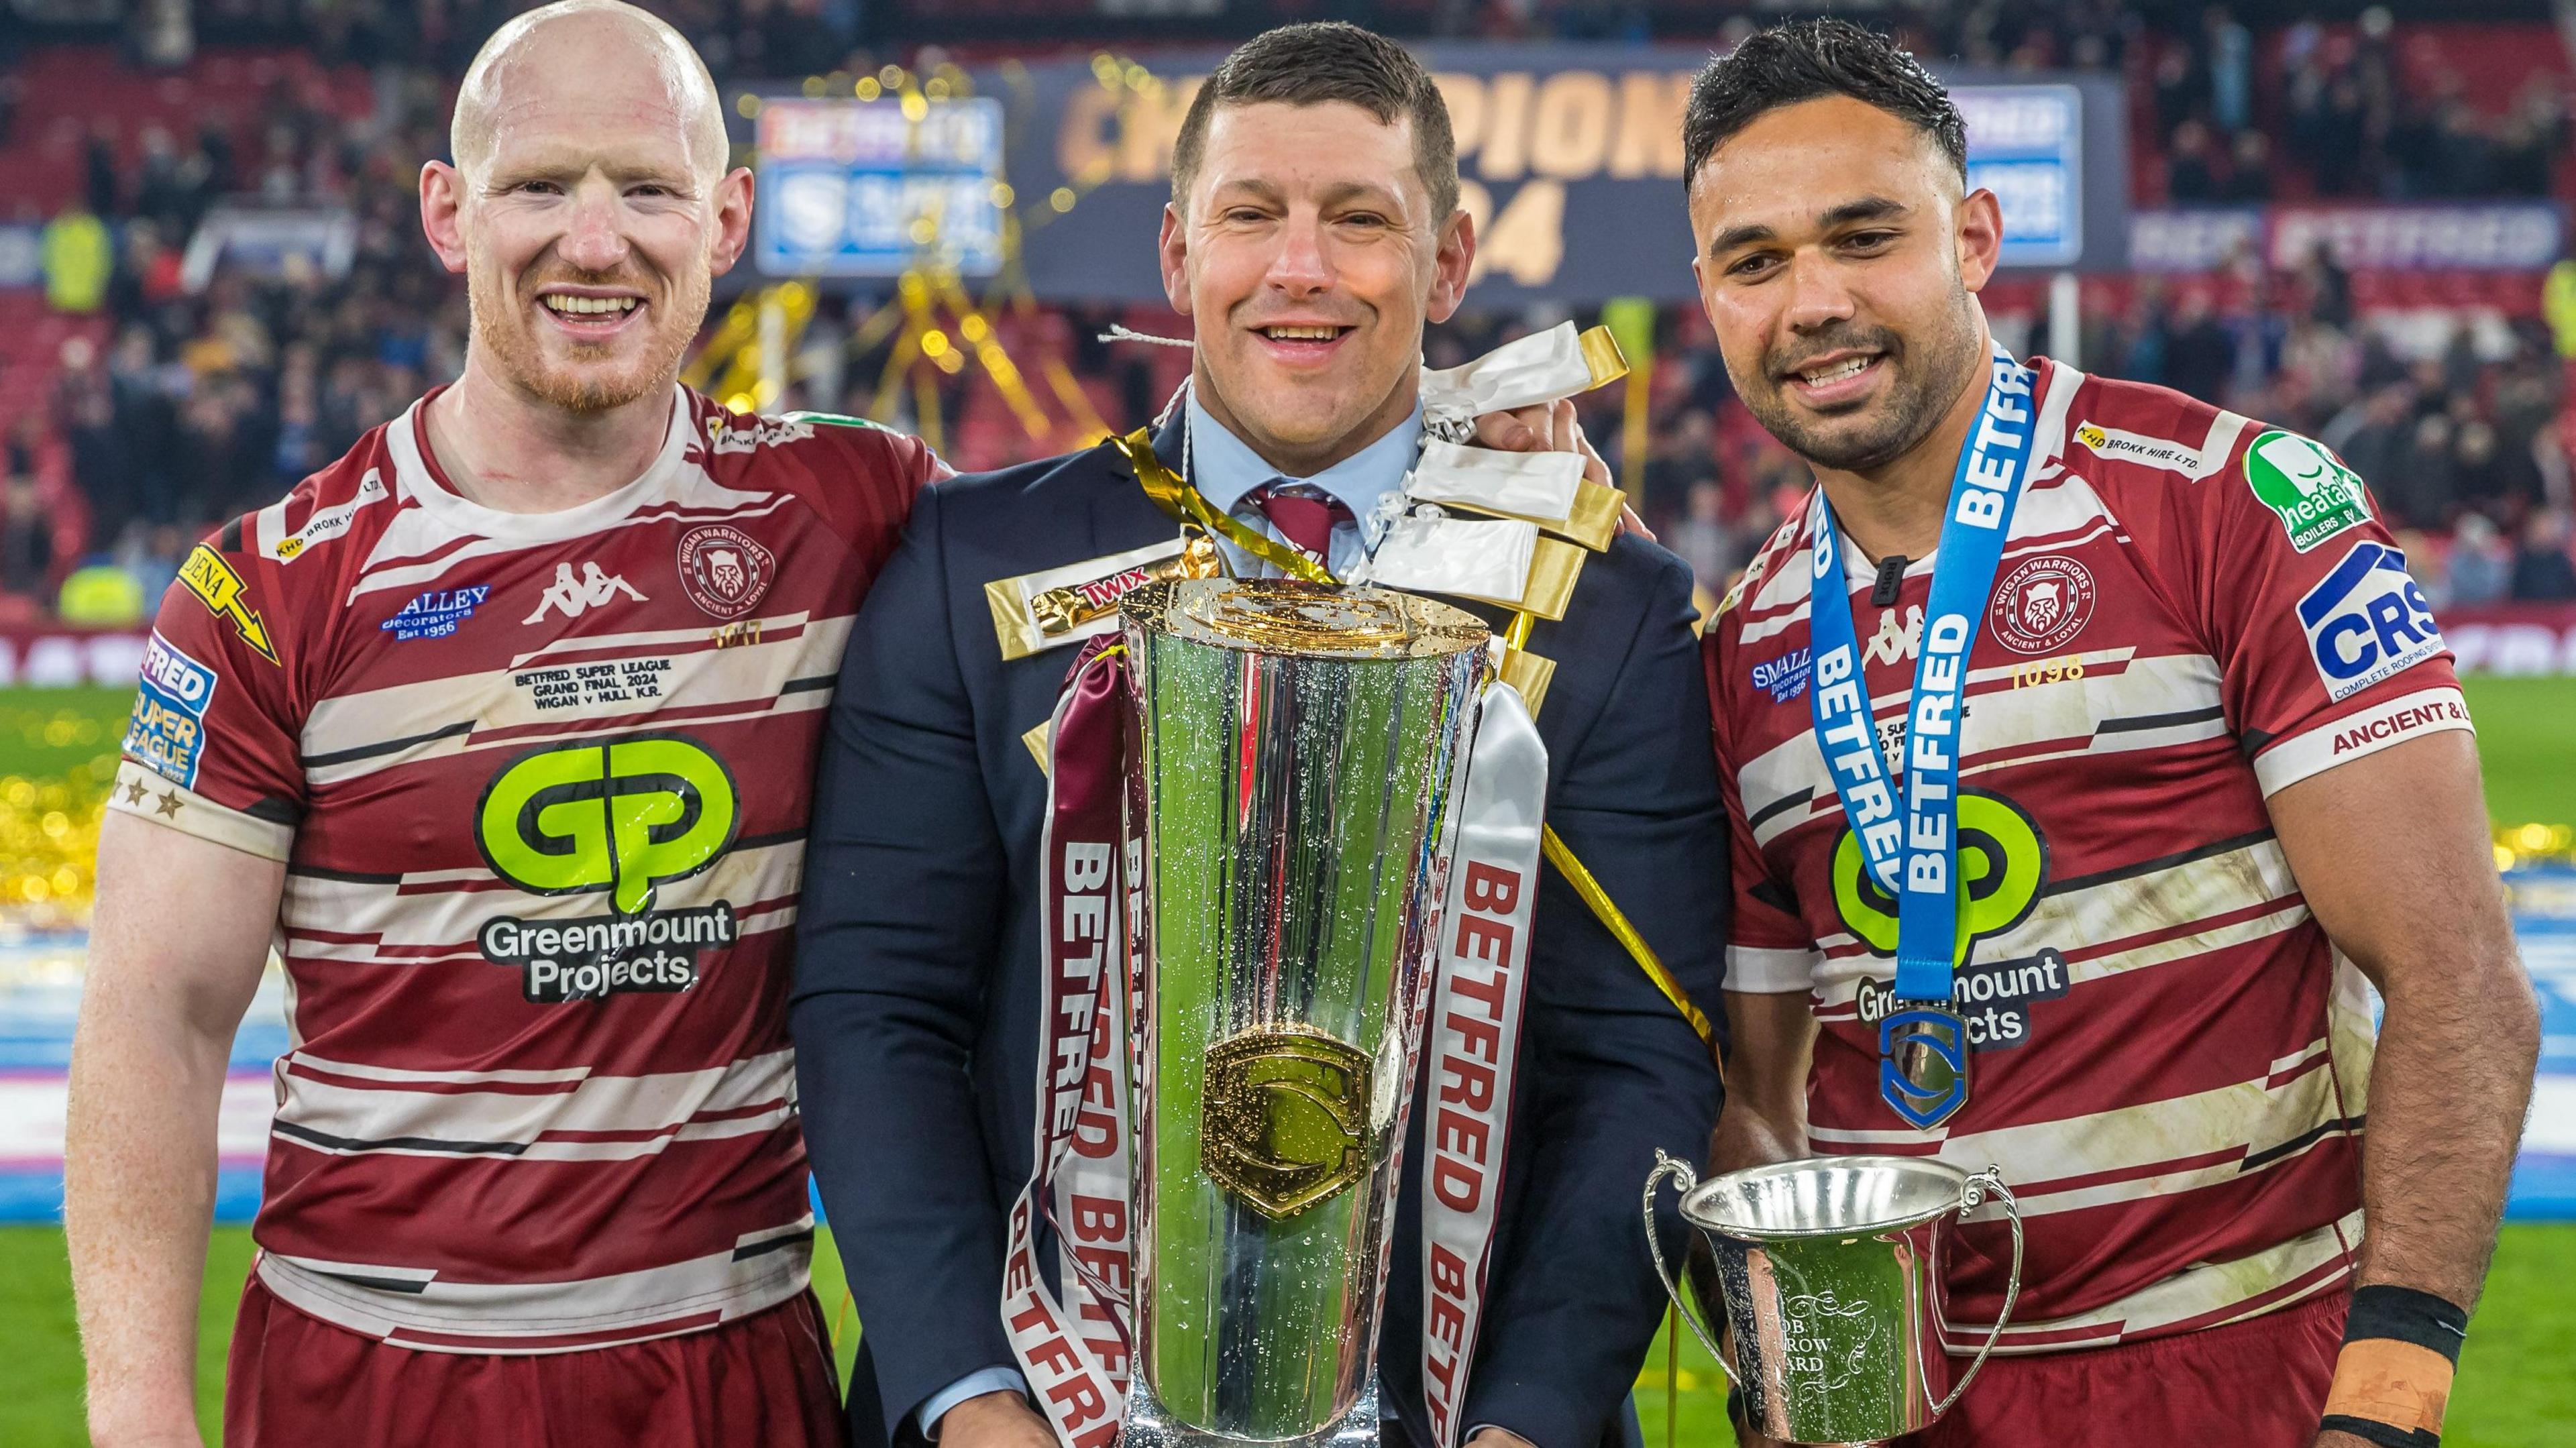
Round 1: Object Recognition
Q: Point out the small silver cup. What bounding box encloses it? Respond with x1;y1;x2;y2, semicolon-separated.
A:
1642;1152;2024;1445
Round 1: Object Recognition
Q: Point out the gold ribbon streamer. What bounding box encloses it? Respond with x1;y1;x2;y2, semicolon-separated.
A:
1542;823;1715;1046
1112;429;1336;585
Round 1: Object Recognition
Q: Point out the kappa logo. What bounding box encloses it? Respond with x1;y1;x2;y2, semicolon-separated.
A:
1863;604;1924;667
1990;555;2098;655
2297;541;2445;703
676;523;777;620
525;561;647;624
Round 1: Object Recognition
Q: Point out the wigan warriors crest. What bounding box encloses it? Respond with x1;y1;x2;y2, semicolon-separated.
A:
1988;553;2097;655
676;523;777;620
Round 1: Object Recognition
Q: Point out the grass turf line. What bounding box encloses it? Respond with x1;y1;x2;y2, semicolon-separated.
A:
0;1225;2567;1445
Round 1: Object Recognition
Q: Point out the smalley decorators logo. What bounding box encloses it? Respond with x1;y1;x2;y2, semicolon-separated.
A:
676;523;777;620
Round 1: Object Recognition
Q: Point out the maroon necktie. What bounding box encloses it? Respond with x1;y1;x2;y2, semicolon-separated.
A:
1251;484;1351;566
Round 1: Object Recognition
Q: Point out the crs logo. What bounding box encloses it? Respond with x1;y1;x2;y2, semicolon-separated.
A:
2296;541;2445;704
476;734;738;913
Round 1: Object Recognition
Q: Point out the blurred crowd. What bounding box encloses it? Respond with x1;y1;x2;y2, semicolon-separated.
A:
9;0;2576;626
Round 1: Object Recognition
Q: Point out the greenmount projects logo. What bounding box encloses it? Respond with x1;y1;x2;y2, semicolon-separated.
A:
1831;789;2070;1050
474;734;741;1002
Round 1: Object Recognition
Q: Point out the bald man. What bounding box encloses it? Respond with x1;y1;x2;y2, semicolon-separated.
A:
63;5;943;1445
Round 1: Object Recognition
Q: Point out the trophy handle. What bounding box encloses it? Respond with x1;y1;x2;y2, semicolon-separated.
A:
1928;1166;2023;1418
1642;1150;1741;1388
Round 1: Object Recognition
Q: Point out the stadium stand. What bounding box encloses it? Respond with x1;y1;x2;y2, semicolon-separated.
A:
3;1;2573;620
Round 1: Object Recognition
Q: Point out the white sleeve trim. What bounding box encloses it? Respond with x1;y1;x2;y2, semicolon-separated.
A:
2251;685;2475;797
107;759;294;862
1725;944;1821;993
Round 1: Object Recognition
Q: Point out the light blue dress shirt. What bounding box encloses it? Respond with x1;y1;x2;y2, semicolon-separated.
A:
914;396;1430;1441
1183;389;1425;579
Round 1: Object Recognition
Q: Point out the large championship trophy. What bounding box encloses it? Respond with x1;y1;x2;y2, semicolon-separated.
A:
1120;578;1490;1447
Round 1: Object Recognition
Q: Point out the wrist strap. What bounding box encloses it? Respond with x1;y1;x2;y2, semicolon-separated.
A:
2322;1286;2468;1447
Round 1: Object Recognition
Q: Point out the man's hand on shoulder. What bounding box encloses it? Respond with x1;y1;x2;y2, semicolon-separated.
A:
936;1390;1055;1448
1469;399;1654;543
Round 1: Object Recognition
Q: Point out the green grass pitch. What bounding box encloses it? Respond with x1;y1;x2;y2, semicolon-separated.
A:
0;677;2568;1440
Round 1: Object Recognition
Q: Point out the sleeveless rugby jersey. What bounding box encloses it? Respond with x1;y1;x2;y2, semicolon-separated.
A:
1703;359;2468;1353
114;386;943;1351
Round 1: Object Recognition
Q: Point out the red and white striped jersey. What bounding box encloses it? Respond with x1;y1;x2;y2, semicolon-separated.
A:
112;385;943;1352
1703;359;2470;1354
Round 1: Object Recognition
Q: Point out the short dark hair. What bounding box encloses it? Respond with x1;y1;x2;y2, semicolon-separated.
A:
1171;21;1460;221
1681;19;1967;192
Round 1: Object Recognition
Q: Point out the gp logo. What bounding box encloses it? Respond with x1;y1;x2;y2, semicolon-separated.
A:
1833;791;2071;1050
476;734;738;913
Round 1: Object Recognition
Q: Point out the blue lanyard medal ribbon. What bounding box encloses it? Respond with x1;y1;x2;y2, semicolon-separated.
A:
1804;344;2039;1130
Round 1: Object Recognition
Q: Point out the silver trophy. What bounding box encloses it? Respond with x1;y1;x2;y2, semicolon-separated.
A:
1643;1153;2025;1445
1120;579;1491;1448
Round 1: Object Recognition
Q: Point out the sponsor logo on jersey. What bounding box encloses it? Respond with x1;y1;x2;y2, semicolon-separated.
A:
474;735;742;1002
477;735;737;913
125;631;217;787
676;523;777;620
524;561;647;624
2245;430;2371;553
176;545;279;663
1751;647;1812;703
274;467;388;562
1990;554;2098;655
380;586;490;641
2296;541;2444;703
707;414;816;454
479;904;738;1003
2328;693;2472;759
2074;421;2202;474
1864;604;1923;667
1834;789;2063;1050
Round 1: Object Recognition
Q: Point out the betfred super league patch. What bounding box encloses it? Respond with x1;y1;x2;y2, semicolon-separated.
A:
126;631;218;787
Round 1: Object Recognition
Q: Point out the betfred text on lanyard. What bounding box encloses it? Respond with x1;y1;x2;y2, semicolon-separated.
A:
1804;344;2039;1131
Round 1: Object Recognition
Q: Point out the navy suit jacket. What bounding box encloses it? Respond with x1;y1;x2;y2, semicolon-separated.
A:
793;419;1727;1448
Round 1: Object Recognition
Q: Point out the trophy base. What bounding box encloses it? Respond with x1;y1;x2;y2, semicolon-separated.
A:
1120;1377;1381;1448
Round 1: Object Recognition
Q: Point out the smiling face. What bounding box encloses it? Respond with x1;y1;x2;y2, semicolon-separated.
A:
421;5;749;416
1686;95;1998;473
1160;99;1471;474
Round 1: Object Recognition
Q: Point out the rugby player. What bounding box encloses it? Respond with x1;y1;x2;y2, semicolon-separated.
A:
64;4;941;1444
1686;21;2538;1448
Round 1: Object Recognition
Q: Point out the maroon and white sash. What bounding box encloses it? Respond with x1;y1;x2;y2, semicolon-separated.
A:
1004;657;1544;1448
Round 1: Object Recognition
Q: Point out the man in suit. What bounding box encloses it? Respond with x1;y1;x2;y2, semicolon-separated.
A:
794;23;1725;1448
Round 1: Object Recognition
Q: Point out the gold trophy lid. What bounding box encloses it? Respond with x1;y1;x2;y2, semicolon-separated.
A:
1123;577;1489;661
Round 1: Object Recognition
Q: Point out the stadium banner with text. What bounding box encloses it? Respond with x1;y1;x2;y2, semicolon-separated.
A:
2130;202;2566;274
742;46;2129;304
0;628;148;689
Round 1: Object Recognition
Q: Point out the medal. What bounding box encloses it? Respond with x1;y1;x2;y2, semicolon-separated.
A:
1803;343;2039;1131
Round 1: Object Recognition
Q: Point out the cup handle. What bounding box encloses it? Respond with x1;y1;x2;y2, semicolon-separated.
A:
1642;1150;1741;1388
1928;1166;2023;1418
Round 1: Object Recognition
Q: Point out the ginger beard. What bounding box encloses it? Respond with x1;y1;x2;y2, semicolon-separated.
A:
466;253;707;415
